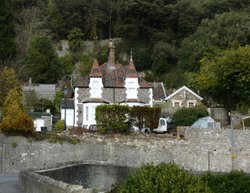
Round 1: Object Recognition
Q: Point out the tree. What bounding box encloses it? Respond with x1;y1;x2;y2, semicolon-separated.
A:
0;67;20;106
67;27;84;52
172;106;208;126
189;46;250;108
0;0;16;63
111;163;211;193
178;11;250;72
0;87;34;135
24;36;63;83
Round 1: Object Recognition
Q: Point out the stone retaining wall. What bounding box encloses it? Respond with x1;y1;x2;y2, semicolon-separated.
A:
1;128;250;174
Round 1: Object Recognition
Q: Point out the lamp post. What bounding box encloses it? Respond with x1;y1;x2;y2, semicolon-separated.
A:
64;86;68;131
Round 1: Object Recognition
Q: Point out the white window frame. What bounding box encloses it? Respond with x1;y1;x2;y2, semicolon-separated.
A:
187;100;196;107
172;100;182;107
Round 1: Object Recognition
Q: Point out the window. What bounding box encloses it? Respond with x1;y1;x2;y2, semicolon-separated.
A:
92;81;99;97
172;101;182;107
187;100;196;107
86;106;89;121
127;81;136;98
188;102;195;107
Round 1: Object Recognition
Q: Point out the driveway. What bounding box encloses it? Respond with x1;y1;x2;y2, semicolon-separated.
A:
0;174;24;193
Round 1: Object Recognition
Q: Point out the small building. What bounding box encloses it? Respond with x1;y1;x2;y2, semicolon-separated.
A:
28;111;53;131
23;78;57;101
164;86;203;116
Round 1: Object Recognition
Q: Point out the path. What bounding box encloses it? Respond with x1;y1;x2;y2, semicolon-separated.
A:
0;174;24;193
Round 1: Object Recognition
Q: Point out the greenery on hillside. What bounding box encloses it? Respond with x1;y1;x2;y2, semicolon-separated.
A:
0;0;249;110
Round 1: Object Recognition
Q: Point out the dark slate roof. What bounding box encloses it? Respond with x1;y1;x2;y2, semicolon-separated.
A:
153;82;167;101
61;98;75;109
28;112;52;119
118;99;146;104
82;98;110;104
75;61;153;88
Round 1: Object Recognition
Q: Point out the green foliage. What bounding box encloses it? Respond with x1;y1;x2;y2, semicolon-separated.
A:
178;11;250;71
54;120;65;132
54;90;64;112
110;162;211;193
0;0;16;63
67;27;84;52
201;171;250;193
130;106;161;129
78;55;93;77
0;67;20;107
11;142;17;148
24;36;63;83
172;106;209;126
34;98;56;115
59;55;74;76
189;46;250;108
96;104;130;134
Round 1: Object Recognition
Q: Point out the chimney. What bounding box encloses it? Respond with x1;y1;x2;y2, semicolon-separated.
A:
109;39;115;64
29;77;32;86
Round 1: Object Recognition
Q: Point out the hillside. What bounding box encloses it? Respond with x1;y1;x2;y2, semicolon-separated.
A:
0;0;250;109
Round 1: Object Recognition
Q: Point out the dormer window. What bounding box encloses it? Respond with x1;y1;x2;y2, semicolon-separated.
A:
128;81;136;98
92;81;99;97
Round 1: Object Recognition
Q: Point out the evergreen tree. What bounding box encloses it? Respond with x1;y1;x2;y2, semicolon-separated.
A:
24;36;63;83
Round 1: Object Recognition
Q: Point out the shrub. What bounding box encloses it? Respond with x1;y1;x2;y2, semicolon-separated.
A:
54;120;65;132
110;163;211;193
130;106;161;129
172;106;208;126
96;104;130;134
0;111;34;135
201;171;250;193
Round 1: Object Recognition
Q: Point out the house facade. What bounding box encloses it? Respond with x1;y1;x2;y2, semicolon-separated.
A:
73;40;154;128
163;86;203;116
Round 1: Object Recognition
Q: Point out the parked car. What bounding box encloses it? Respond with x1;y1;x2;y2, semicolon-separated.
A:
152;118;176;134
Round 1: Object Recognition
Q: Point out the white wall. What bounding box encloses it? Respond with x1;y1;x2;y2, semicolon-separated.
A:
61;109;74;127
34;119;45;132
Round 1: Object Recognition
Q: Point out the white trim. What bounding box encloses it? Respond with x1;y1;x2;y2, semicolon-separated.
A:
187;100;196;107
166;86;203;101
161;82;167;98
74;87;79;127
172;100;182;107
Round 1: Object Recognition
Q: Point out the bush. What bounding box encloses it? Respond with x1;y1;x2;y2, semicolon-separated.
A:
130;106;161;129
201;171;250;193
172;106;208;126
96;104;130;134
110;163;211;193
54;120;65;132
0;111;34;136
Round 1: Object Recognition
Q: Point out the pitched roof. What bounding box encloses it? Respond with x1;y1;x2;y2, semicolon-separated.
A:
75;40;152;88
165;86;203;100
89;59;102;77
126;59;138;78
153;82;167;101
28;112;52;119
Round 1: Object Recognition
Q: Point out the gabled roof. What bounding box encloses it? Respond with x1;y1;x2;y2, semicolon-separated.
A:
153;82;167;101
165;86;203;100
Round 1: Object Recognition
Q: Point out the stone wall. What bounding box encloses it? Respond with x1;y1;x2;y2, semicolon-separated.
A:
1;128;250;174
